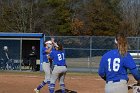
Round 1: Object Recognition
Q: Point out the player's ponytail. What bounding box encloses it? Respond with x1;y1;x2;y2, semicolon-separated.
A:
57;43;63;51
116;33;128;57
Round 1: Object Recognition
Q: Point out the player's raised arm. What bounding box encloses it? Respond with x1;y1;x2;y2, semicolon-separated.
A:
51;38;59;48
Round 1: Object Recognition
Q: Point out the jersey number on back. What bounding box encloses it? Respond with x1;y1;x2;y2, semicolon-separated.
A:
57;53;64;61
108;58;120;72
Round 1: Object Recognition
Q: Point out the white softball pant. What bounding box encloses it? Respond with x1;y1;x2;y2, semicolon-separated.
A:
42;62;51;83
105;80;128;93
50;66;67;84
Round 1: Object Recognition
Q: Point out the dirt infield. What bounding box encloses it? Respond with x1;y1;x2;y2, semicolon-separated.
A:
0;71;135;93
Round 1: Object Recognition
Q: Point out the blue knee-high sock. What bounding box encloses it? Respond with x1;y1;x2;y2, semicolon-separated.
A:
37;81;47;90
60;84;65;93
49;83;55;93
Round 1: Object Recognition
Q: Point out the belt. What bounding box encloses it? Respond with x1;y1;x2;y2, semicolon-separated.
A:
107;80;120;83
54;65;66;66
106;79;127;84
43;62;49;63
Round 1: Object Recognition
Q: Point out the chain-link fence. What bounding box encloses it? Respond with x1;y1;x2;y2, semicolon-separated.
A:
0;36;140;72
46;36;140;72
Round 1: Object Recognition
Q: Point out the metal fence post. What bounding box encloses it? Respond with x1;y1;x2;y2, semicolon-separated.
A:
19;38;22;71
138;38;140;71
138;38;140;58
89;36;92;72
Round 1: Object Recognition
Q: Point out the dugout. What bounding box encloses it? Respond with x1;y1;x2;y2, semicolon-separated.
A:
0;33;44;71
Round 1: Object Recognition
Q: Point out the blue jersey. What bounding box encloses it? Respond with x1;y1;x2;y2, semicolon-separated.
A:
50;49;66;66
42;47;49;62
98;49;138;82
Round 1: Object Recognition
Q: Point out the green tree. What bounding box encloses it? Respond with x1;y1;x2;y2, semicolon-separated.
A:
85;0;121;36
41;0;72;35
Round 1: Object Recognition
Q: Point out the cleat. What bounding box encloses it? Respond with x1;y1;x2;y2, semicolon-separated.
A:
34;88;40;93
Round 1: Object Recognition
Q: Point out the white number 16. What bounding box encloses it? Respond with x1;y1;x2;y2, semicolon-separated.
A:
108;58;120;72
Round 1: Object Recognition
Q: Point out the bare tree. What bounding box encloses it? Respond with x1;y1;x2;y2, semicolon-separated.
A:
119;0;140;36
0;0;29;32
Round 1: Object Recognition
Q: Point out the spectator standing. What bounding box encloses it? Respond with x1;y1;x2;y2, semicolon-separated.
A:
29;46;37;71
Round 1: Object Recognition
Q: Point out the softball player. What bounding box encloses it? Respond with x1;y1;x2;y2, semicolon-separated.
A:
98;33;140;93
34;40;52;93
48;42;67;93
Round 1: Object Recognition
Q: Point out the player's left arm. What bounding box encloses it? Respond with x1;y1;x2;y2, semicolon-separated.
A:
128;68;140;88
124;53;140;83
130;68;140;81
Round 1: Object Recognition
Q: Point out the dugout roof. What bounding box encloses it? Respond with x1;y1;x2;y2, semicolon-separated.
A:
0;33;44;38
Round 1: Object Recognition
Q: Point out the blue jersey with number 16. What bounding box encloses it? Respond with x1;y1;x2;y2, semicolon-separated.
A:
98;49;137;82
50;49;66;66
